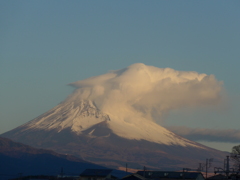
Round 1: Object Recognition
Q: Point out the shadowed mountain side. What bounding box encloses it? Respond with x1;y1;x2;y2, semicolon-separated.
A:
1;126;227;171
0;137;110;180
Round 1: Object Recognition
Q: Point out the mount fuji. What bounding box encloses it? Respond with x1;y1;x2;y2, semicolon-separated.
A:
1;63;226;170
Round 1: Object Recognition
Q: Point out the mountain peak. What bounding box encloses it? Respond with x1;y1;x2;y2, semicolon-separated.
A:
20;99;110;134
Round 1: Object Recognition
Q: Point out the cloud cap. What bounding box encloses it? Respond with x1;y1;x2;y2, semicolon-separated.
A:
68;63;223;121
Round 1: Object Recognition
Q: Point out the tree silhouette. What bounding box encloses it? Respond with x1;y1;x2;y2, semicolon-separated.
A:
231;145;240;171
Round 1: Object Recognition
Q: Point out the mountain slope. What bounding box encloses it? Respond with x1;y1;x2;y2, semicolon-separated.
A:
4;99;203;148
1;99;227;170
0;137;109;180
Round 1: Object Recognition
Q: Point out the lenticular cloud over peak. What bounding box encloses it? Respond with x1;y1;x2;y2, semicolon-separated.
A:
68;63;223;122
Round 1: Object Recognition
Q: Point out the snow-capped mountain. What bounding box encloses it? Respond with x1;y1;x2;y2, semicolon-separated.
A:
1;63;226;170
14;99;201;148
22;100;110;134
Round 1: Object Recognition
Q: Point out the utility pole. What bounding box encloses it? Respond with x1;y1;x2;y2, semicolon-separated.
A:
205;158;213;179
226;156;230;177
214;155;236;178
198;163;202;172
143;166;146;178
206;159;208;179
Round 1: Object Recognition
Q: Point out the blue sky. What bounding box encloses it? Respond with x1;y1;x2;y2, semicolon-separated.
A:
1;0;240;152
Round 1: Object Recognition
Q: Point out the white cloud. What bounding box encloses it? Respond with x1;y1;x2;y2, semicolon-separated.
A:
68;63;224;122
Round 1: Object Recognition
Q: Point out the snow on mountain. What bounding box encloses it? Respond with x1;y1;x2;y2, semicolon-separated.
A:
16;98;200;148
22;100;110;133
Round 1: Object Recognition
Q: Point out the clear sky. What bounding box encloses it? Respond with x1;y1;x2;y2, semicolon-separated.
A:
1;0;240;152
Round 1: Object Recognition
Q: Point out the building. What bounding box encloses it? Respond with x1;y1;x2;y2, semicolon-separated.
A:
206;174;227;180
79;169;117;180
121;173;150;180
129;171;205;180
